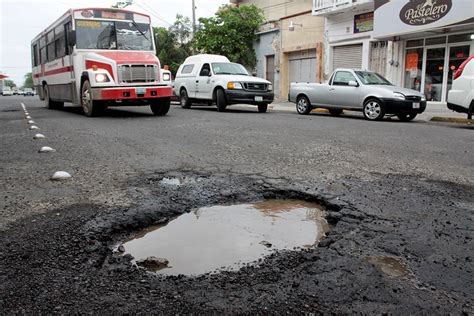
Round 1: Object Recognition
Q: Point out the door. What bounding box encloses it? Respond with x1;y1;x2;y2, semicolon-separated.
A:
423;47;445;102
289;50;317;84
195;63;212;99
265;55;275;87
328;71;360;108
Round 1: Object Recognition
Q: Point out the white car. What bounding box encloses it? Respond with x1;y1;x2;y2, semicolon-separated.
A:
2;86;13;96
173;54;274;113
447;54;474;119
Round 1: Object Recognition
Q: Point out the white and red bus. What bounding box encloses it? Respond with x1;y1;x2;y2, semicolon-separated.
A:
31;8;172;117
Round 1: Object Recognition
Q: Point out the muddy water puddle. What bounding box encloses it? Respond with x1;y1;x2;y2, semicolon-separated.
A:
121;199;330;276
365;256;410;278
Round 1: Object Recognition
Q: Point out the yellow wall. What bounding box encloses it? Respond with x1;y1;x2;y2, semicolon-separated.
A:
236;0;313;21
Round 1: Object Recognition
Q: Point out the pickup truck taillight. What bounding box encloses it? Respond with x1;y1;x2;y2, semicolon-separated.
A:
453;54;474;80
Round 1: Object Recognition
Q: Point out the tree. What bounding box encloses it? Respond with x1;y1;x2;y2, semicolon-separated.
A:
3;79;16;88
23;72;33;89
193;5;264;69
111;0;133;9
154;15;193;74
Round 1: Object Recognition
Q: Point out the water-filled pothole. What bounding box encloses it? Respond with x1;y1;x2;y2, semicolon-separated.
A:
120;199;330;276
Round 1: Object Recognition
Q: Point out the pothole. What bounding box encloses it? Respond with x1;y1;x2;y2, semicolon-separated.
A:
365;256;410;278
119;199;330;276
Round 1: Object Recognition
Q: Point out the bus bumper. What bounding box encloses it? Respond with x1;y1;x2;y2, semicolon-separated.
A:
91;86;173;101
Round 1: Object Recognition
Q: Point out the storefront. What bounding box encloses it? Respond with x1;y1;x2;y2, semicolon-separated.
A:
374;0;474;103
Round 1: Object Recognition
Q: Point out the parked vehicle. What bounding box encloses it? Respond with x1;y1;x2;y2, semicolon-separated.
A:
23;88;34;96
31;8;172;117
289;69;426;121
2;86;13;96
447;54;474;119
173;54;274;113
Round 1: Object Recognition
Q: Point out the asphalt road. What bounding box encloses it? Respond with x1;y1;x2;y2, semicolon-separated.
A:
1;95;473;313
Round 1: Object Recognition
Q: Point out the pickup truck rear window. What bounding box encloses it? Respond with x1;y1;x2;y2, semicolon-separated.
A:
182;65;194;74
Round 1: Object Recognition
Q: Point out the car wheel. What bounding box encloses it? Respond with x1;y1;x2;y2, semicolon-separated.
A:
216;89;227;112
44;85;64;110
180;89;192;109
329;109;343;116
296;96;312;115
81;80;102;117
363;99;385;121
150;98;171;116
396;113;417;122
258;103;268;113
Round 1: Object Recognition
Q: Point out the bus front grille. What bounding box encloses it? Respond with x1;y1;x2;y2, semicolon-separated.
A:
119;64;158;83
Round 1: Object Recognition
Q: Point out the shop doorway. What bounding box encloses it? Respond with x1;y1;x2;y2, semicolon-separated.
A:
404;33;473;103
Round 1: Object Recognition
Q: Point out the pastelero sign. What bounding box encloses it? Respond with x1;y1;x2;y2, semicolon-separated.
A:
373;0;474;38
400;0;452;26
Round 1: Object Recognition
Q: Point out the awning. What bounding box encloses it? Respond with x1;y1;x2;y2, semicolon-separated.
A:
0;74;8;79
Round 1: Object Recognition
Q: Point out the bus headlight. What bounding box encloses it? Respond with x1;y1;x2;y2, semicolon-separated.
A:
95;74;110;83
162;73;171;81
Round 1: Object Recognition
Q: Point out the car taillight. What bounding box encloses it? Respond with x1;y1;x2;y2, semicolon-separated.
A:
453;54;474;80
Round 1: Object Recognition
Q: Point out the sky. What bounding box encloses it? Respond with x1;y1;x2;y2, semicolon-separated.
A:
0;0;228;86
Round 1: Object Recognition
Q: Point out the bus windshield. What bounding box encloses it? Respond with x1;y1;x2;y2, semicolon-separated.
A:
75;20;153;51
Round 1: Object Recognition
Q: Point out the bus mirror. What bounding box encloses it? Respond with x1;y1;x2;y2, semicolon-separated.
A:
67;30;76;47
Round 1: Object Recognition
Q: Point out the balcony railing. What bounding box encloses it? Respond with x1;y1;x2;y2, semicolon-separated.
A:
313;0;372;15
314;0;351;11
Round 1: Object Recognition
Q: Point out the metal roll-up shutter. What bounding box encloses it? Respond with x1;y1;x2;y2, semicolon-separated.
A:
332;44;363;70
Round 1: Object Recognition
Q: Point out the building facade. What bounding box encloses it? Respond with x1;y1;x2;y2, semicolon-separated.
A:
231;0;325;100
314;0;474;103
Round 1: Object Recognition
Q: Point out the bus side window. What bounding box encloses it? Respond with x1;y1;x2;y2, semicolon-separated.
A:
46;30;55;62
32;44;39;66
55;24;66;58
39;36;47;64
65;21;72;55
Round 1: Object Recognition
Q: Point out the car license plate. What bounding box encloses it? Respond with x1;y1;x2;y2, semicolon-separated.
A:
255;96;263;102
413;102;420;109
135;87;146;95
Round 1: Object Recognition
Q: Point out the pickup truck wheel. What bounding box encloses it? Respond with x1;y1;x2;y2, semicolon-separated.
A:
180;89;192;109
81;80;103;117
150;98;171;116
329;109;343;116
396;113;417;122
363;99;385;121
258;103;268;113
216;89;227;112
44;85;64;110
296;96;312;115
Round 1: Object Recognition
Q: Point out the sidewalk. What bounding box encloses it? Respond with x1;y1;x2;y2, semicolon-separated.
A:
258;101;470;123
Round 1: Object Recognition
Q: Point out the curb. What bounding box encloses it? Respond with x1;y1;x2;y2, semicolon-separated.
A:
430;117;473;124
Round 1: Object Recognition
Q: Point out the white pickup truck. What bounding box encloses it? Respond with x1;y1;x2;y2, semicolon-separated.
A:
173;54;274;113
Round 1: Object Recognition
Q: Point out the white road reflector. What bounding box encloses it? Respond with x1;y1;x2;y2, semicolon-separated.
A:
39;146;55;153
51;171;72;181
26;116;32;119
29;125;39;130
28;120;35;124
33;133;45;139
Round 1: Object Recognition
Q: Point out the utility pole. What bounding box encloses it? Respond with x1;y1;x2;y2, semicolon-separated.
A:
192;0;197;34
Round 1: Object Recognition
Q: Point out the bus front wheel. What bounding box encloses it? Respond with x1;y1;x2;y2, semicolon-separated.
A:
81;80;102;117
